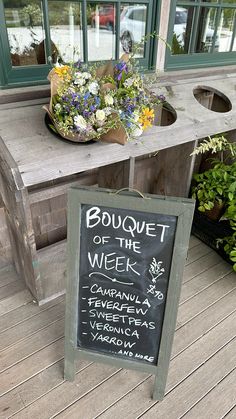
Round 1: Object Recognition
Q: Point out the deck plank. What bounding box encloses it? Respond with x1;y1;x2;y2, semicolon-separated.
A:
183;250;222;284
180;260;232;304
0;301;64;351
185;242;212;266
9;364;121;419
0;297;64;334
0;339;64;398
188;236;200;249
173;288;236;357
52;308;236;418
177;271;236;327
2;287;235;418
0;281;26;302
0;289;33;317
139;339;236;418
0;249;221;416
223;406;236;418
0;239;235;419
183;367;236;419
0;318;64;374
0;266;18;288
0;360;91;418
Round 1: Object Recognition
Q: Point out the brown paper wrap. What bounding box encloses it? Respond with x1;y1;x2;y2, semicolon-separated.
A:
44;54;130;145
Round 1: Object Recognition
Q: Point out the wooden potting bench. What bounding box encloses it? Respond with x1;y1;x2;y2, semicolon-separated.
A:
0;73;235;303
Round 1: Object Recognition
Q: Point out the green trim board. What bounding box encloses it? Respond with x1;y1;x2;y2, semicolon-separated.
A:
64;186;195;400
165;0;236;71
0;0;157;88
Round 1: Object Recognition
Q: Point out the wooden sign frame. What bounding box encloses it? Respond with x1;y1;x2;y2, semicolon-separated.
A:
64;186;195;400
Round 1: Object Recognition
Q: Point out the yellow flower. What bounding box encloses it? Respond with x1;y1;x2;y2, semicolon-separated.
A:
54;65;71;79
138;107;154;129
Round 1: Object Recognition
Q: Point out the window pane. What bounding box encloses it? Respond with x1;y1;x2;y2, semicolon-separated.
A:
172;6;193;55
4;0;46;66
217;9;235;52
88;3;116;61
48;1;83;63
172;6;222;55
195;7;219;53
120;3;147;57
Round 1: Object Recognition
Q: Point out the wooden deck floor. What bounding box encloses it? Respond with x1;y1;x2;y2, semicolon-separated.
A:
0;237;235;419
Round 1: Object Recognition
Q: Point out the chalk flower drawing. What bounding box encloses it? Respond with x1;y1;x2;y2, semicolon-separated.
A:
146;259;165;300
149;259;165;284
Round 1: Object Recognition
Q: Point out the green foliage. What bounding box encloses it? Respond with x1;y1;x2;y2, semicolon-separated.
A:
191;135;236;158
171;33;185;55
192;135;236;271
218;227;236;272
192;161;236;213
22;4;41;27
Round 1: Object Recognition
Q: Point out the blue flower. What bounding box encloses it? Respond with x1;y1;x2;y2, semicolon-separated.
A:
95;96;101;106
84;92;90;100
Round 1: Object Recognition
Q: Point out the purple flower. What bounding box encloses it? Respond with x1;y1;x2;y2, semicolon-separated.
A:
157;94;166;102
114;60;128;81
74;59;82;68
83;110;90;118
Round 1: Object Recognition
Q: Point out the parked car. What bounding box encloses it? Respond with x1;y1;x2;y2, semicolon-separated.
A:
120;5;219;53
91;6;115;31
120;5;146;52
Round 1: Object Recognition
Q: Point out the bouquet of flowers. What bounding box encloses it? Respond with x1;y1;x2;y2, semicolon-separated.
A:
44;54;165;145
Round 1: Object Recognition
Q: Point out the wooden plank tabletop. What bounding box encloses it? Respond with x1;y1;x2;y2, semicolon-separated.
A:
0;75;236;188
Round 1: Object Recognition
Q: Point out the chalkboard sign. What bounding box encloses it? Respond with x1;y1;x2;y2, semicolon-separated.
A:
65;187;195;400
78;204;177;364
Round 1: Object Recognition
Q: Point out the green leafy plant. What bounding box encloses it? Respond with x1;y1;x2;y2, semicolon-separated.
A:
219;202;236;270
191;135;236;270
191;135;236;158
191;135;236;214
192;161;236;213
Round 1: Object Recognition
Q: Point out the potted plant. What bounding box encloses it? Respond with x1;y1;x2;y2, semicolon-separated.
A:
191;135;236;270
192;160;236;220
217;199;236;271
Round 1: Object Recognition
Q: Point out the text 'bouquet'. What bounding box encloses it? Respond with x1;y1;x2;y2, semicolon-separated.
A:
44;55;165;145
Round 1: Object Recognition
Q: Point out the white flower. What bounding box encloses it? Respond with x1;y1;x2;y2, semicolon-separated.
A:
132;125;143;137
104;107;112;116
74;115;87;130
96;110;106;121
104;94;114;106
82;72;91;80
79;86;85;94
124;77;135;88
74;74;86;86
55;103;61;111
88;82;99;95
133;112;140;122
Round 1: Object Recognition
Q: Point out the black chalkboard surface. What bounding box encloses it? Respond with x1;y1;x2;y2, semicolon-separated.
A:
64;187;195;400
78;204;177;365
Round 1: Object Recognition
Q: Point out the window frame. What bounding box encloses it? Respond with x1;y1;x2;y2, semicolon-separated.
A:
0;0;158;89
165;0;236;71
